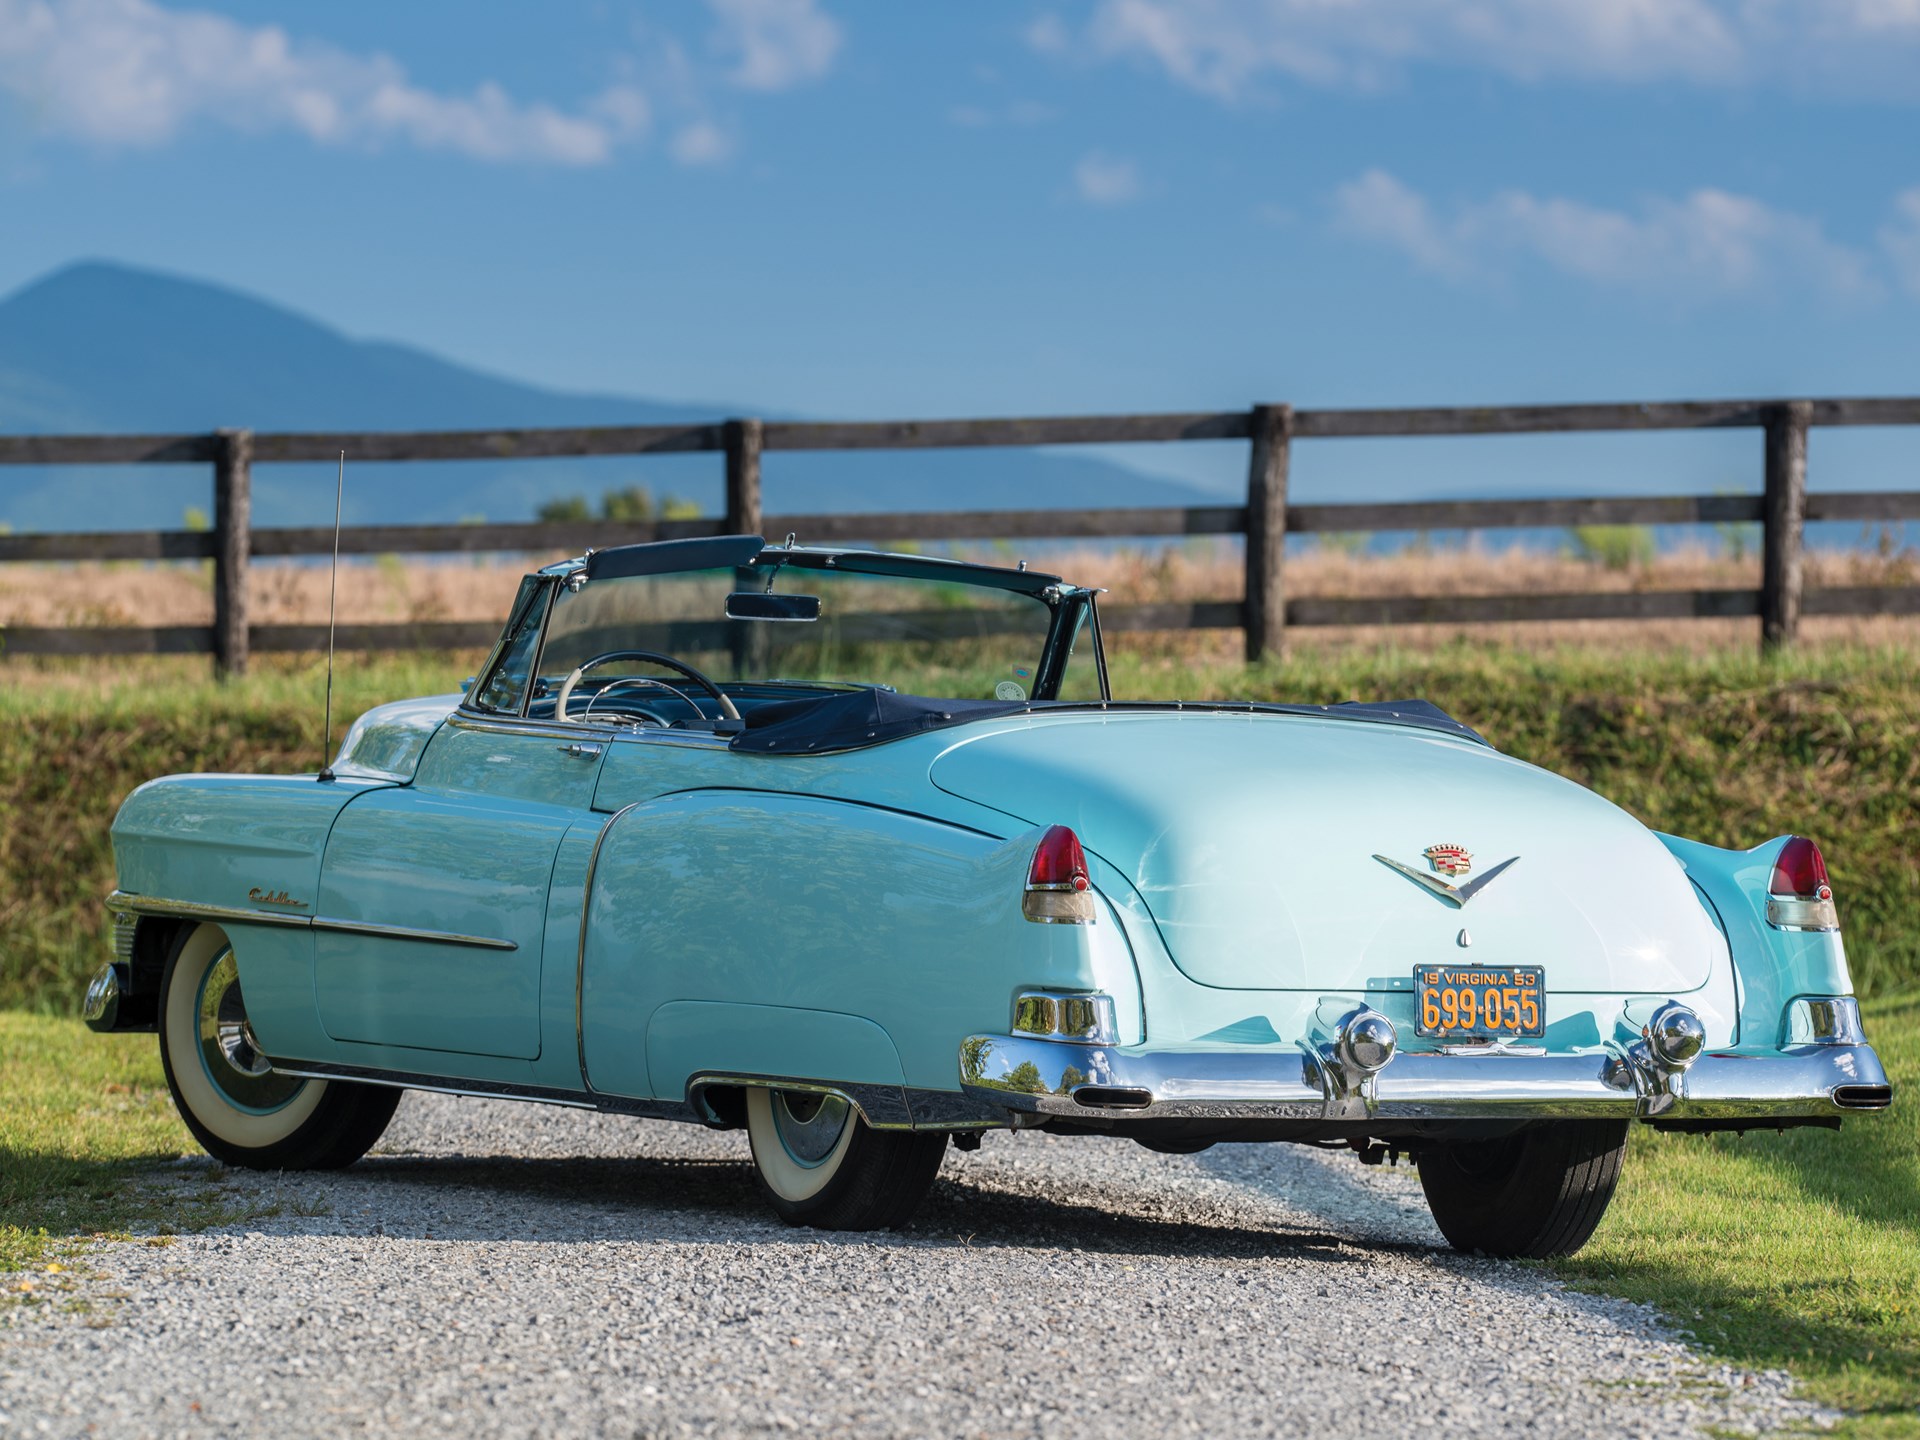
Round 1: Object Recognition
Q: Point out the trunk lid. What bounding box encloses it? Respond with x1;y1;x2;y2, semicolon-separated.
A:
930;712;1718;994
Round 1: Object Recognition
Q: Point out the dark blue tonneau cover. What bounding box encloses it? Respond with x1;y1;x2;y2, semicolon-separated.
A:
731;690;1488;755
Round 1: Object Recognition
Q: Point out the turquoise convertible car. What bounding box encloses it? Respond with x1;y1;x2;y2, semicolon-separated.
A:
87;536;1891;1256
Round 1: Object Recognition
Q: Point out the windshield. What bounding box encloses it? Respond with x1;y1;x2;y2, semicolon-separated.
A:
529;562;1075;709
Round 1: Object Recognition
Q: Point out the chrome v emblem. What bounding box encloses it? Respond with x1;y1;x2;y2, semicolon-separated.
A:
1373;853;1520;907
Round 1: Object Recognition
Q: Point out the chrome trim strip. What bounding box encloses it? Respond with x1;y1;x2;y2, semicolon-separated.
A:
110;890;518;950
263;1057;701;1121
270;1064;597;1108
106;890;312;930
446;713;616;743
575;802;643;1094
309;916;517;951
958;1033;1893;1123
612;729;733;751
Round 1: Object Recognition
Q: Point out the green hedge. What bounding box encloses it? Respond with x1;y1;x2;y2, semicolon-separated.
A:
4;645;1915;1009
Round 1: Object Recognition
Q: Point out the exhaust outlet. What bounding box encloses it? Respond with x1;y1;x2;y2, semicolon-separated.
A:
1832;1084;1893;1111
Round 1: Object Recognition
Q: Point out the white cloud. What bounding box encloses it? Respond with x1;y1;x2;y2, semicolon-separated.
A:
0;0;653;164
707;0;841;92
1075;151;1141;205
1332;170;1470;278
669;120;733;167
1331;169;1877;296
1881;188;1920;297
1040;0;1920;98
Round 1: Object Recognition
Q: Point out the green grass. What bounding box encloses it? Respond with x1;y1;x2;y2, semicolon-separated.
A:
1559;992;1920;1437
0;1011;257;1294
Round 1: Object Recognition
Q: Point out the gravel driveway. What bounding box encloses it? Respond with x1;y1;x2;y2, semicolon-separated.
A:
2;1092;1824;1439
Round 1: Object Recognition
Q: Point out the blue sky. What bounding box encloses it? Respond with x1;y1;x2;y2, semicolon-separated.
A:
2;0;1919;503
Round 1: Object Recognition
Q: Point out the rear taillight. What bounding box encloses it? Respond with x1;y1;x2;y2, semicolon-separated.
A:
1024;825;1095;924
1766;836;1839;932
1770;836;1832;900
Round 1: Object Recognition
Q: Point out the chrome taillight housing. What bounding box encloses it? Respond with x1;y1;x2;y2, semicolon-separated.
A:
1766;835;1840;932
1023;824;1095;924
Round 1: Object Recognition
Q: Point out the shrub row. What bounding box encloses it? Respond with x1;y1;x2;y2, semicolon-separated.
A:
3;646;1913;1009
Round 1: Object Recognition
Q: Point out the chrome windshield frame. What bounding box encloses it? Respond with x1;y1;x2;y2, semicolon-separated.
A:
458;539;1105;715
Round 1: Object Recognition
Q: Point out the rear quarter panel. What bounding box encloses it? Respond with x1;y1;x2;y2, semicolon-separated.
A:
1660;832;1855;1050
577;789;1143;1098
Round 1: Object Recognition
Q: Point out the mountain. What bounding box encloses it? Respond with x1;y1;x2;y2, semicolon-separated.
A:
0;262;1218;533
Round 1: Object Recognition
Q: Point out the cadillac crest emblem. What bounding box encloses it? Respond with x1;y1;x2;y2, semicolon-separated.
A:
1423;843;1473;878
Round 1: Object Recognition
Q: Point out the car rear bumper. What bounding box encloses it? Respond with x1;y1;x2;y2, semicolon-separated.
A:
958;1033;1893;1124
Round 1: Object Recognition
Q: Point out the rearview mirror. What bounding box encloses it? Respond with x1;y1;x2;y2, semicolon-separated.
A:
726;591;821;622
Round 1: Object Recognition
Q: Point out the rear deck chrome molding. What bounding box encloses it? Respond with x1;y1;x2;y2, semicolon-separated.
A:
958;1033;1894;1124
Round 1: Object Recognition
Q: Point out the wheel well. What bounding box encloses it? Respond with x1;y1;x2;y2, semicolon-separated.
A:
128;916;186;998
693;1084;748;1130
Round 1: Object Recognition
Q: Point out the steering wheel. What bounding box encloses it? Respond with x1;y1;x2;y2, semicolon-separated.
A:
555;650;741;724
583;676;683;728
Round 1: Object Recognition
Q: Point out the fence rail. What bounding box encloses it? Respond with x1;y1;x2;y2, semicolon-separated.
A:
3;395;1919;671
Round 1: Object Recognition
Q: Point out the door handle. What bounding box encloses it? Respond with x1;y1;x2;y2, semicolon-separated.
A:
558;742;603;759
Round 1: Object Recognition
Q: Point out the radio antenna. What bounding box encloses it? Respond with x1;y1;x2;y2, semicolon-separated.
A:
317;450;345;783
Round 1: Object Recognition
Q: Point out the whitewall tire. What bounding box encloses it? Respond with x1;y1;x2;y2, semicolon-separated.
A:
158;922;400;1170
744;1087;947;1230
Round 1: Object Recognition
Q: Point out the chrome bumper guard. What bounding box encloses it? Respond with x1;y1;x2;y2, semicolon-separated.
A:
958;1032;1893;1123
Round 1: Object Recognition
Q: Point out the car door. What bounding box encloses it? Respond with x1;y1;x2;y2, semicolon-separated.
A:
313;713;611;1060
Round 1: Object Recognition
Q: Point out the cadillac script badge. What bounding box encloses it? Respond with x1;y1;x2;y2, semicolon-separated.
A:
1424;843;1473;878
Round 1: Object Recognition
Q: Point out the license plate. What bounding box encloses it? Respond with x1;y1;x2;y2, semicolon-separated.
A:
1415;965;1545;1040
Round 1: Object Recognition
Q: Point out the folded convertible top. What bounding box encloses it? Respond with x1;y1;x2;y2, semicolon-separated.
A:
731;690;1488;755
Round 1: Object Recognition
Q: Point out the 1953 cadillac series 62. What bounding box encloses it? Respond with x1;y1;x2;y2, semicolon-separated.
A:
86;536;1892;1256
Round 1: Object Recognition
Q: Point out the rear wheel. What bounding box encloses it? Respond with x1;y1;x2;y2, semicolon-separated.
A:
158;922;401;1170
744;1088;946;1230
1417;1120;1629;1259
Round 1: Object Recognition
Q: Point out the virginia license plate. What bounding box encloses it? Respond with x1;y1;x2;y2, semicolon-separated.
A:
1415;965;1545;1040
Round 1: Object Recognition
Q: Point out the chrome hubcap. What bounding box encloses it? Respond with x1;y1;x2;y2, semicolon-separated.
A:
196;950;304;1113
769;1090;851;1166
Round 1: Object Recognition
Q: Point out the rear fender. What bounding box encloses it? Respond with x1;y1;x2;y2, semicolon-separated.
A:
577;789;1143;1096
1659;832;1854;1048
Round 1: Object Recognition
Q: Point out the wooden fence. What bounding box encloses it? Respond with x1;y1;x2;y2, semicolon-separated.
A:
4;396;1920;673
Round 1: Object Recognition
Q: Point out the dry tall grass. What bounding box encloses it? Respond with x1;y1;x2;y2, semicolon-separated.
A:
3;539;1917;657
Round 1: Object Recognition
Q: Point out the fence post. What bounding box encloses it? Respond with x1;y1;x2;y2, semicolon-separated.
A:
724;418;764;536
723;419;766;675
1760;400;1810;654
212;428;253;678
1244;403;1292;664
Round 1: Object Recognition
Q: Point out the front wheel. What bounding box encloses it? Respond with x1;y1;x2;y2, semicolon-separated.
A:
158;922;401;1170
1417;1120;1629;1259
744;1088;947;1230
